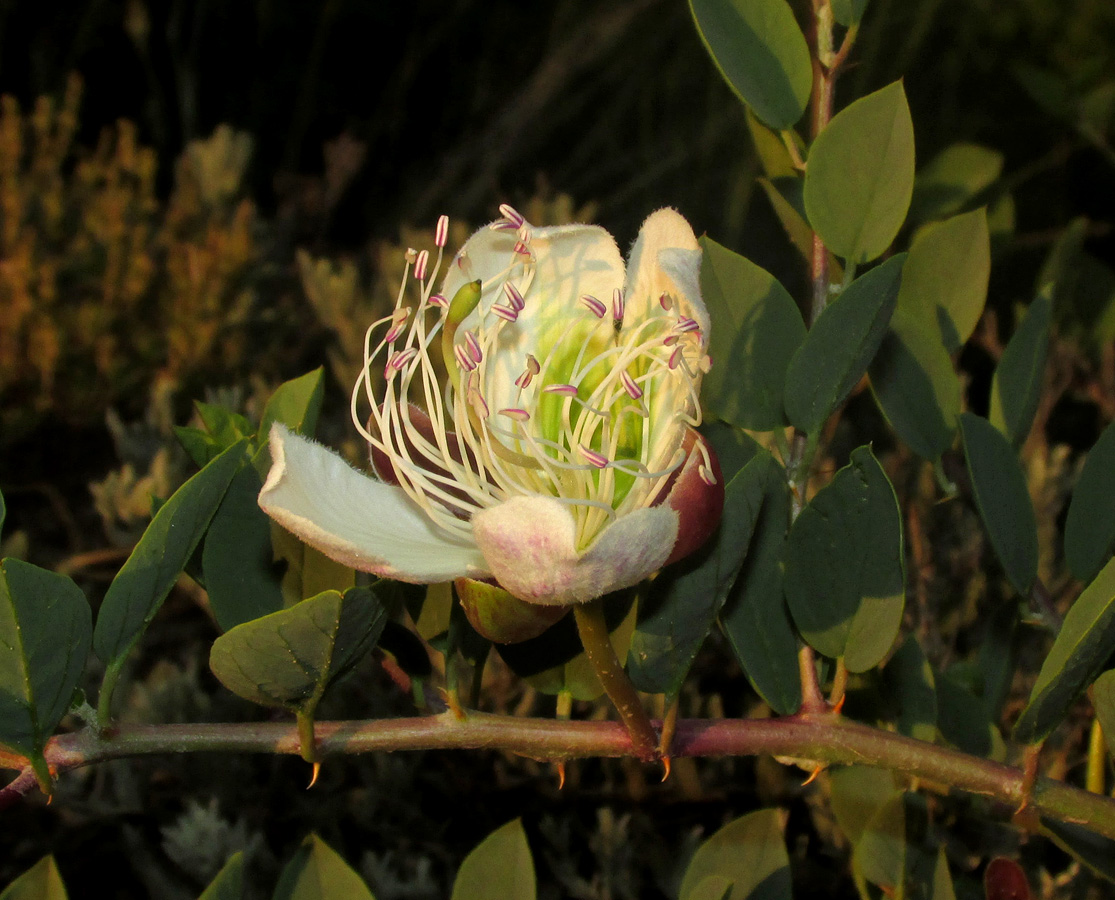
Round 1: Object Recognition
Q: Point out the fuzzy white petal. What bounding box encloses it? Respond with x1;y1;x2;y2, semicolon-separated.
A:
624;208;708;340
472;496;679;606
259;424;489;583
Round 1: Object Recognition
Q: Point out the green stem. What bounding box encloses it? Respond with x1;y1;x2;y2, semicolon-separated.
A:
96;658;125;728
573;600;658;761
13;714;1115;841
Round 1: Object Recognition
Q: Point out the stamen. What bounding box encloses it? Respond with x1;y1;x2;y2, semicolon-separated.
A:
454;343;477;372
491;304;519;323
435;215;449;248
385;308;410;343
581;294;607;318
429;293;448;308
515;355;540;389
612;288;625;324
669;346;683;370
544;384;579;396
504;282;525;311
405;248;417;264
467;373;490;419
579;445;610;468
415;249;429;282
675;316;699;334
498;203;525;227
489;220;520;231
513;240;531;258
699;464;716;486
620;370;643;400
659;292;672;311
499;408;530;422
456;251;472;276
384;347;418;378
464;330;483;363
663;334;679;346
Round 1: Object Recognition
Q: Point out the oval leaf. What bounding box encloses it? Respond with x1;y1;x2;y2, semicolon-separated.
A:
989;293;1051;447
1013;557;1115;744
209;586;387;713
804;82;915;263
198;852;244;900
629;438;768;698
202;465;285;632
898;208;990;351
0;856;68;900
718;457;801;715
0;560;90;759
679;809;791;900
783;446;904;669
869;309;961;460
273;834;375;900
831;0;869;26
699;236;806;431
93;440;247;666
259;368;325;439
909;142;1003;225
1065;420;1115;583
959;413;1039;595
881;635;938;743
451;819;536;900
689;0;812;129
784;254;904;434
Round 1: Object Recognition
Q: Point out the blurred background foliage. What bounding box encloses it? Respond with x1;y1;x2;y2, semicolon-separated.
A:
1;0;1115;897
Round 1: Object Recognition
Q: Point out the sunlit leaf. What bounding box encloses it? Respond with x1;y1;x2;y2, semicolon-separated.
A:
783;255;904;434
209;585;387;713
959;413;1038;595
783;446;904;670
699;236;805;431
679;809;791;900
1064;422;1115;584
719;457;800;715
989;293;1051;447
746;110;798;179
259;368;325;439
803;82;915;263
93;440;247;666
629;438;768;698
689;0;812;129
869;309;960;460
1094;670;1115;759
197;852;244;900
853;793;906;894
898;208;990;351
273;834;376;900
1013;557;1115;743
0;560;90;761
451;819;535;900
831;0;869;26
202;465;285;631
0;856;68;900
829;767;899;846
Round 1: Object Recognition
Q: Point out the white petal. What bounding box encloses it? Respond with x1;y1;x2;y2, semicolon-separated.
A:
472;496;679;606
441;220;625;411
624;208;708;340
259;424;489;583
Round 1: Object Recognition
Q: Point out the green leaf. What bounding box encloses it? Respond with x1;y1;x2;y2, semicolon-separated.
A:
273;834;376;900
989;293;1051;447
679;809;791;900
93;440;247;666
259;369;325;438
1013;557;1115;744
202;466;285;631
783;446;904;669
869;309;960;460
699;237;806;430
958;413;1038;595
194;402;254;452
829;767;899;846
0;856;68;900
881;635;937;743
803;82;915;264
930;848;957;900
1094;670;1115;759
898;208;990;351
1040;819;1115;883
935;670;992;756
0;560;90;759
756;177;845;282
1065;421;1115;583
853;793;906;894
746;110;798;179
175;425;223;468
687;877;734;900
831;0;869;26
783;254;904;434
198;852;244;900
908;143;1003;225
209;586;387;713
451;819;536;900
688;0;812;129
628;441;769;697
719;457;801;715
